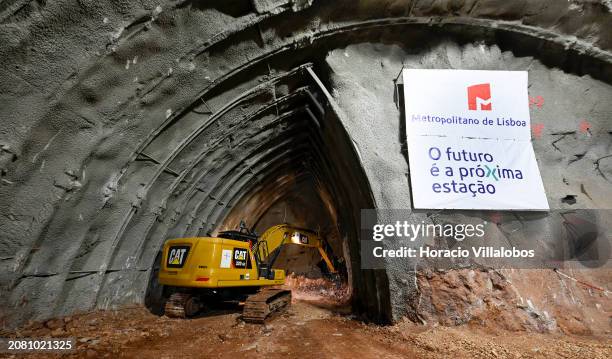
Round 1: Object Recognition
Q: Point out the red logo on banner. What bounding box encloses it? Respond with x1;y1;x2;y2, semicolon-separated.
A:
467;83;492;111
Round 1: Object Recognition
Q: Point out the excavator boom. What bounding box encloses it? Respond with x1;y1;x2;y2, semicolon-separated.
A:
254;224;337;274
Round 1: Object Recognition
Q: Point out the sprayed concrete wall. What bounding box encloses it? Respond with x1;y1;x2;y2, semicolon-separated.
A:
0;0;610;329
327;42;612;332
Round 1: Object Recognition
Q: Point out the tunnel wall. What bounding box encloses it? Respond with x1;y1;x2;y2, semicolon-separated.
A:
326;40;612;323
0;0;611;327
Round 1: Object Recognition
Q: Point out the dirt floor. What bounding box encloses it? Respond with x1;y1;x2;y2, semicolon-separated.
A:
2;274;610;358
2;299;610;358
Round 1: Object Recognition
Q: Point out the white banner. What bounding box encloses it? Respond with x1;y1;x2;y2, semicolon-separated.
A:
402;69;548;210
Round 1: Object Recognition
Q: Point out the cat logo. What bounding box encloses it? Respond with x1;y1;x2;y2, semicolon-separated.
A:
291;232;309;244
167;246;190;268
233;248;249;268
234;249;246;261
299;234;308;244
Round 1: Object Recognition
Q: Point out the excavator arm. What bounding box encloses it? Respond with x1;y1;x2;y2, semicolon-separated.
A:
253;224;337;274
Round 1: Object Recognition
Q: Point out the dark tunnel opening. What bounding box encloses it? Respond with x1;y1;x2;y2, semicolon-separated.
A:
142;61;383;321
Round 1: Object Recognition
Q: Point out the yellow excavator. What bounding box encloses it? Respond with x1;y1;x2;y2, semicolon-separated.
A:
158;222;340;322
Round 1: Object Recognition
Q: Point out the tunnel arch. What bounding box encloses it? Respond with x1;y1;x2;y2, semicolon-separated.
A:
1;0;610;327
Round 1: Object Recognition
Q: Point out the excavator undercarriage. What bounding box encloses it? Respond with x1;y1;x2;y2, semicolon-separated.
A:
164;293;202;318
163;287;291;322
242;288;292;323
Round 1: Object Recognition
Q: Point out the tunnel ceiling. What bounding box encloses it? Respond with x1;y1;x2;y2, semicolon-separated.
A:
0;0;611;327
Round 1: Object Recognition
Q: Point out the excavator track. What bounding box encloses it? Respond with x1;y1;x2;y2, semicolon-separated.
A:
242;288;291;323
164;293;202;318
